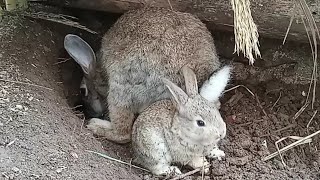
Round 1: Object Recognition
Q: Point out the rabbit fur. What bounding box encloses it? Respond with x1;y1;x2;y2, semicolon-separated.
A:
132;66;230;176
64;7;225;144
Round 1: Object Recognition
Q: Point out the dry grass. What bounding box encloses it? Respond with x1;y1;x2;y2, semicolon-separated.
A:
0;78;53;90
267;0;319;162
86;150;150;172
262;0;320;165
22;11;97;34
231;0;261;65
285;0;319;110
262;130;320;163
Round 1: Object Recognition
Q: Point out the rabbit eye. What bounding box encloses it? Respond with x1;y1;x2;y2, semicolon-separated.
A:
196;120;205;127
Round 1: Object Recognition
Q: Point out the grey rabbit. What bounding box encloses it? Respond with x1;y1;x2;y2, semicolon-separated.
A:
132;65;230;176
64;7;228;144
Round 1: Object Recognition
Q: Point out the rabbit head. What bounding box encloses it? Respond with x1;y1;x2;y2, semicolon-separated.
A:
64;34;106;118
163;65;231;146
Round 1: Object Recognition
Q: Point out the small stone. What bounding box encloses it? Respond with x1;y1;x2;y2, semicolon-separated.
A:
15;105;23;110
43;46;50;52
228;156;251;166
56;168;63;174
8;174;15;180
28;97;34;101
56;167;66;174
143;175;151;180
0;122;3;126
70;152;78;159
12;167;20;173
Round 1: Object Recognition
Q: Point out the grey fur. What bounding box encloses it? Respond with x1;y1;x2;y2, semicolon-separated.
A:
131;67;227;176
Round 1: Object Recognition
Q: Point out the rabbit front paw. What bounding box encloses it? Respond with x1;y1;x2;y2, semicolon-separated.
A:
208;147;225;160
152;165;182;176
86;118;112;136
188;157;210;174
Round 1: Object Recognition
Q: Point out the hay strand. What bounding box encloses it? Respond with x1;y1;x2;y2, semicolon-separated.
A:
169;165;211;180
86;150;150;172
23;11;97;34
231;0;261;65
0;78;53;91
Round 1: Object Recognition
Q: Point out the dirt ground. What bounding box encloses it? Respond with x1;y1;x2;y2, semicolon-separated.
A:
0;4;319;180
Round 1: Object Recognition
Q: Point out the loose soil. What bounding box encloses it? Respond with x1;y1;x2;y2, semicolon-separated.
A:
0;4;319;180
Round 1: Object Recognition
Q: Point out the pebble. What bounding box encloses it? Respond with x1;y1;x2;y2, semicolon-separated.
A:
70;152;78;159
12;167;20;173
8;174;15;180
56;168;63;174
15;105;23;110
56;167;66;174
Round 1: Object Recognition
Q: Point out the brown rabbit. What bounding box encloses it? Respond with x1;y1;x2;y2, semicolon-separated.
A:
64;7;224;144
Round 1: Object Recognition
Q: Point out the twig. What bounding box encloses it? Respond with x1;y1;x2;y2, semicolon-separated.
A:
169;165;211;180
283;3;297;45
86;150;150;172
263;130;320;161
274;124;296;133
224;85;255;96
307;110;318;132
293;102;309;121
53;58;70;65
5;138;17;148
167;0;173;11
255;95;268;117
0;78;53;91
271;91;282;110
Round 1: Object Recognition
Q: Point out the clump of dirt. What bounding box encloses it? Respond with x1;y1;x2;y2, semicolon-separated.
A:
0;4;319;180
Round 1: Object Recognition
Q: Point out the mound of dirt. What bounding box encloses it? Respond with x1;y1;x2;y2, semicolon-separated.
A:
0;15;141;180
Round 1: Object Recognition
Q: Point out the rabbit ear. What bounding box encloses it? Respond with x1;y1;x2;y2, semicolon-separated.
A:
181;66;198;96
163;78;188;106
64;34;96;76
200;65;231;102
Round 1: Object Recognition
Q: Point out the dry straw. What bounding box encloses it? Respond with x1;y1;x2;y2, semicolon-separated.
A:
231;0;261;65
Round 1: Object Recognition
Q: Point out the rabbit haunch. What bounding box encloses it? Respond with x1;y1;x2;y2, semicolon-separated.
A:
132;66;230;176
64;7;224;144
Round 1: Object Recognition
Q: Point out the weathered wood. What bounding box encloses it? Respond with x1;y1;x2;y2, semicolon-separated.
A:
46;0;320;44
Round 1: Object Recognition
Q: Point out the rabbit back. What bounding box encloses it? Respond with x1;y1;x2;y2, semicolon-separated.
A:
99;7;220;112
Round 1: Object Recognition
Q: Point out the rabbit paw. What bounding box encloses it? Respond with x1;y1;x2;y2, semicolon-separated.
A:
208;147;225;160
87;118;112;135
188;157;210;174
152;165;182;176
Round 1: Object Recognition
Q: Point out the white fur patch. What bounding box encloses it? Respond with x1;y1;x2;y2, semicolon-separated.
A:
200;66;231;102
208;147;225;160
